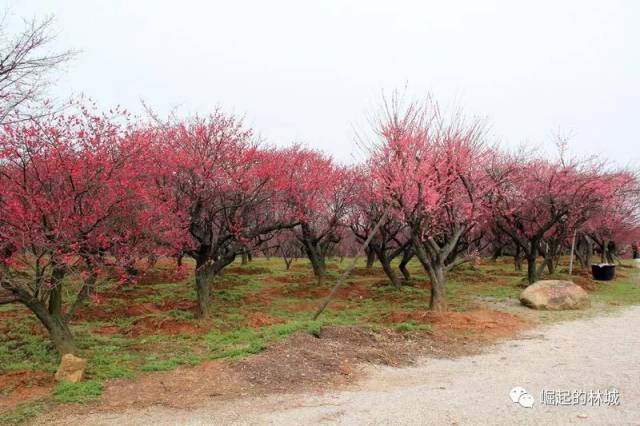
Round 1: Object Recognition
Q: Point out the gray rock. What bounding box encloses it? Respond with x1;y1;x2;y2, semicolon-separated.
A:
520;280;590;310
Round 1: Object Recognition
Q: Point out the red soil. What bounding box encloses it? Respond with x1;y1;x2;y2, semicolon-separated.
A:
387;309;531;341
226;266;270;275
0;370;54;411
129;317;208;337
245;312;286;329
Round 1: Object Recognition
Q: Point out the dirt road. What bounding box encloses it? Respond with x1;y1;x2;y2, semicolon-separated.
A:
42;305;640;425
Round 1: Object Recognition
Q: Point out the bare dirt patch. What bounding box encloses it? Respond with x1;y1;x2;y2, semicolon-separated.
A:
129;317;208;337
86;300;198;331
264;274;312;284
450;272;488;283
51;325;479;418
94;361;248;410
125;302;163;316
290;264;311;272
498;270;525;277
95;325;121;335
572;275;597;291
350;267;384;277
233;326;459;393
225;266;270;275
73;305;128;322
245;312;286;328
387;309;532;341
281;282;371;300
0;370;53;411
246;280;371;303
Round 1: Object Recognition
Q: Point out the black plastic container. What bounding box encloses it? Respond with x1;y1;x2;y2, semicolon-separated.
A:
591;263;616;281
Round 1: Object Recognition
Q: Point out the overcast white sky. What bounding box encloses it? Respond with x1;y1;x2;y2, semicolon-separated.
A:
7;0;640;166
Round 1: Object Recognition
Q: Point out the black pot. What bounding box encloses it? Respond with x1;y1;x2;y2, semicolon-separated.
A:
591;264;616;281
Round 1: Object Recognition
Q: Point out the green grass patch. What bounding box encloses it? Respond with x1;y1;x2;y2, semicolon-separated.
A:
140;358;182;372
0;400;45;426
592;268;640;305
53;380;103;403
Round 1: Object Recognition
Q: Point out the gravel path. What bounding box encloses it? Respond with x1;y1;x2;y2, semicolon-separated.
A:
45;305;640;425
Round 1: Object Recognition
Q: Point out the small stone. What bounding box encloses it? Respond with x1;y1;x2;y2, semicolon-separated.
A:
55;353;88;383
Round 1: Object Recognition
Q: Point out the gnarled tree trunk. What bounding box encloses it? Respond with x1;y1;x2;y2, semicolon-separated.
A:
365;248;376;269
195;256;214;318
429;264;447;312
526;250;539;285
514;245;523;271
399;247;413;282
375;250;401;288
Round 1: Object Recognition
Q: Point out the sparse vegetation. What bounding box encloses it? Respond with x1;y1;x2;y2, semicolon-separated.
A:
1;255;638;423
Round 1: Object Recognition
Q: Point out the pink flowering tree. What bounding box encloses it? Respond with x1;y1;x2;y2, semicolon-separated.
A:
582;171;640;264
350;164;411;287
0;105;166;354
485;149;625;284
368;96;491;311
154;113;299;317
277;146;355;283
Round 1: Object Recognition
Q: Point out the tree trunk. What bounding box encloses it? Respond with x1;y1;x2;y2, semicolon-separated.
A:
48;286;62;316
606;241;615;264
582;237;593;268
491;245;503;261
195;257;213;318
241;251;248;265
43;315;76;355
514;246;523;272
575;238;586;268
399;247;412;282
284;257;293;270
378;255;401;288
546;239;561;274
309;256;326;283
399;265;411;282
429;265;447;312
600;239;609;264
526;253;538;285
299;223;328;283
25;297;76;354
365;248;375;269
411;237;449;311
303;241;326;283
546;255;555;274
47;264;66;316
585;239;593;267
124;260;139;282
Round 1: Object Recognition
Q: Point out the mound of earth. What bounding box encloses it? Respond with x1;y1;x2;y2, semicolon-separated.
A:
54;325;478;415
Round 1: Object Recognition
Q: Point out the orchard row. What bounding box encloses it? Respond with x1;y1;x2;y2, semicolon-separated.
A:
1;98;638;354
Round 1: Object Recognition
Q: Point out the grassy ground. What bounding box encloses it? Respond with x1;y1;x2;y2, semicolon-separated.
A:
1;256;639;424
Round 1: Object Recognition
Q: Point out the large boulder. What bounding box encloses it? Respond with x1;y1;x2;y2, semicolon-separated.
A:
55;353;88;383
519;280;590;310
